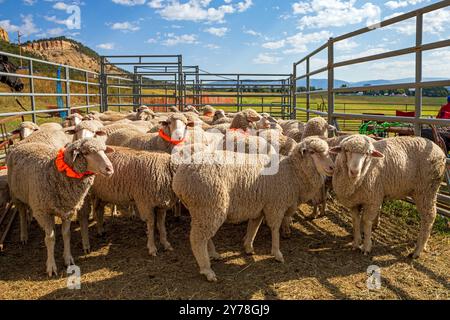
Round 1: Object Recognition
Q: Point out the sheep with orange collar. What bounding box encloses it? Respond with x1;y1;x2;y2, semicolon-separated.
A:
7;138;113;276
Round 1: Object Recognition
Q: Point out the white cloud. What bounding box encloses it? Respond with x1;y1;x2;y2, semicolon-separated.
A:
23;0;37;5
110;21;140;32
293;0;382;30
336;47;388;61
0;15;39;37
262;39;285;49
146;38;158;43
153;0;252;23
385;8;450;36
148;0;164;8
112;0;146;6
335;39;359;51
261;30;332;55
253;53;282;65
204;27;228;37
243;27;261;37
205;43;220;49
385;0;427;10
162;33;198;46
97;43;115;50
236;0;252;12
292;2;312;15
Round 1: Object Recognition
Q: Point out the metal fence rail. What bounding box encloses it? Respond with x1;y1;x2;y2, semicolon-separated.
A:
0;50;101;123
292;0;450;218
292;0;450;133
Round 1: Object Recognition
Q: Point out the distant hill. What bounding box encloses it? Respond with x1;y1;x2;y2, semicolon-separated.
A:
0;36;122;74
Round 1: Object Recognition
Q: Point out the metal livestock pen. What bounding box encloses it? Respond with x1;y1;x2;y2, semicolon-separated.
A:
0;0;448;221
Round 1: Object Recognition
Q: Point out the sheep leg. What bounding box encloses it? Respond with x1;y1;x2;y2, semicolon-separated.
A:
281;206;296;238
243;216;264;254
146;211;157;256
17;203;28;244
34;213;57;277
351;207;362;250
265;212;284;263
190;221;216;282
93;199;106;237
62;219;74;266
361;205;380;255
411;196;437;259
77;199;91;254
208;239;221;260
156;208;173;251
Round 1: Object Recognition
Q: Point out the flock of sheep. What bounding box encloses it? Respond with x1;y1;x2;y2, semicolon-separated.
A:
3;104;446;282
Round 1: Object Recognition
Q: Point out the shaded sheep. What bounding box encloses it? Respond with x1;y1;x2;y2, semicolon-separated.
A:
330;135;446;258
172;137;335;281
7;138;114;276
80;147;177;256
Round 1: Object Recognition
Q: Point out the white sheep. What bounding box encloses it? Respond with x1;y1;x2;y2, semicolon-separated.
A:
330;135;446;258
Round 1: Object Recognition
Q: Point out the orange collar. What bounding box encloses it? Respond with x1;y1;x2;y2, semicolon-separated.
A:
55;148;94;179
158;129;185;145
229;128;249;136
204;112;214;117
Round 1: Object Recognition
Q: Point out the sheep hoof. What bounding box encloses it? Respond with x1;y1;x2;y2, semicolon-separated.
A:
209;253;222;261
201;269;217;282
64;256;75;267
21;240;28;245
273;252;285;263
46;263;58;277
163;243;174;251
148;248;158;257
408;252;420;259
351;243;362;251
363;250;371;256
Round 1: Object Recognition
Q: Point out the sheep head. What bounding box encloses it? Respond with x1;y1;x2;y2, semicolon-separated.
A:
297;136;335;177
64;138;114;177
330;134;383;179
13;122;40;140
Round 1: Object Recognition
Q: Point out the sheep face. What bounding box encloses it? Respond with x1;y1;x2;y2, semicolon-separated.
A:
330;135;384;179
84;148;114;177
68;114;83;127
160;114;190;141
300;137;335;177
69;139;114;177
13;122;40;140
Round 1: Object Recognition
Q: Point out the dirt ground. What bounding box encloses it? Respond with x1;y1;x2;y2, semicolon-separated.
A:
0;200;449;300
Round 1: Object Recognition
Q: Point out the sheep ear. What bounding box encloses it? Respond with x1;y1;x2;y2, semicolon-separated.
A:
159;120;169;127
105;146;114;154
11;129;21;135
328;124;336;130
95;130;107;136
329;146;342;154
371;150;384;158
187;121;195;127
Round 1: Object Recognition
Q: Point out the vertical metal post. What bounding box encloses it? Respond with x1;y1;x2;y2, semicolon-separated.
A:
85;71;89;114
28;60;36;123
306;57;311;121
177;55;183;110
237;75;240;112
292;63;297;120
414;13;423;136
100;57;107;112
139;75;143;107
195;66;200;107
327;38;335;125
65;66;71;116
118;78;121;112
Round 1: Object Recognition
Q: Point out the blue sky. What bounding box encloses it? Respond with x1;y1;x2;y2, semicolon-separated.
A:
0;0;449;82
